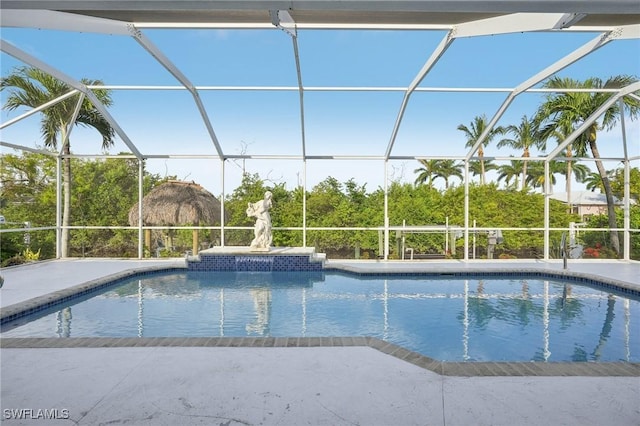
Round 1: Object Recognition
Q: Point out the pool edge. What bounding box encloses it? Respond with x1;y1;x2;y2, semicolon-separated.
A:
2;263;639;377
1;336;638;377
3;263;638;325
0;265;188;324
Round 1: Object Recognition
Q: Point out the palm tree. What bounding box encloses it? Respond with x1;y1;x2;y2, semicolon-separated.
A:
536;76;640;256
468;159;497;184
568;163;590;186
458;115;505;185
526;161;566;192
414;159;438;188
538;119;590;213
497;160;523;190
526;161;591;207
434;159;463;189
497;115;543;190
1;66;115;257
584;171;606;193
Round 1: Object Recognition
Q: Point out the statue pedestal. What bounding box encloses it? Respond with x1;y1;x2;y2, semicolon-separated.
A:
249;247;270;253
186;246;325;272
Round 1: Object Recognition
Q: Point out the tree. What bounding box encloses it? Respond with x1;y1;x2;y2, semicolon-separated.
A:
585;171;606;193
344;178;367;206
414;159;438;188
496;160;523;190
1;152;164;260
469;159;497;184
434;159;463;189
569;163;591;187
525;161;566;192
536;75;640;257
1;66;116;257
71;157;166;256
0;151;56;205
497;115;543;190
524;161;590;203
458;115;505;185
538;120;587;213
414;159;462;189
0;151;57;262
608;167;640;202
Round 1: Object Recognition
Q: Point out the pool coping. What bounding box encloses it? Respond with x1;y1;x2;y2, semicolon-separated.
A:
1;262;639;377
1;336;638;377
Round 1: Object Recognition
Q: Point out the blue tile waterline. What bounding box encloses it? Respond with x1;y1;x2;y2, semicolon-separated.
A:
324;267;640;297
187;253;324;271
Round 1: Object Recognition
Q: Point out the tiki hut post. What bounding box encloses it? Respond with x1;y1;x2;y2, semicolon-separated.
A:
129;181;223;256
144;229;151;255
192;228;198;255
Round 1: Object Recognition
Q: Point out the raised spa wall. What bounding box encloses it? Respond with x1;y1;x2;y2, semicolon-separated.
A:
186;247;325;272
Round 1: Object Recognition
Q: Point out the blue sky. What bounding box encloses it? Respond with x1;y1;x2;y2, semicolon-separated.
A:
1;25;639;195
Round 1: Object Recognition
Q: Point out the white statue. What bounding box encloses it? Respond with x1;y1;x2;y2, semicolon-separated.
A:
246;191;273;250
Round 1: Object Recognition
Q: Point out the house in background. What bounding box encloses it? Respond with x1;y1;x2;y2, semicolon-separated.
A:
550;191;631;220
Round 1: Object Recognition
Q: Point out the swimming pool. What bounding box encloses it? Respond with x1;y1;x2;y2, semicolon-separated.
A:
2;270;638;362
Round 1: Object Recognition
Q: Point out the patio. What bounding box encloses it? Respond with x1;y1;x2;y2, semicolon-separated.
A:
1;258;639;425
1;1;640;424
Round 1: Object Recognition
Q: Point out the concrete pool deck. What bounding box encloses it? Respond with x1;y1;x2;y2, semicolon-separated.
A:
1;258;639;425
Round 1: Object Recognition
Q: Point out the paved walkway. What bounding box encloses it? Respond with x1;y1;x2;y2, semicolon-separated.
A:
1;258;639;425
2;344;638;425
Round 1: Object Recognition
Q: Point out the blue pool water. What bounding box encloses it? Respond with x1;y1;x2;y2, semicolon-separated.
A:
2;270;638;362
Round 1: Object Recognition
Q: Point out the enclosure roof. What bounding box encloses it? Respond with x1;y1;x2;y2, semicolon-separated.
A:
3;0;640;28
1;0;639;177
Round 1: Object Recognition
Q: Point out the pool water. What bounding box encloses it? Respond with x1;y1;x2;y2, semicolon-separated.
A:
2;270;638;362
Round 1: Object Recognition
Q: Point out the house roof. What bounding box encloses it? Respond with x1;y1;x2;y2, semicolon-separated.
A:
550;191;630;205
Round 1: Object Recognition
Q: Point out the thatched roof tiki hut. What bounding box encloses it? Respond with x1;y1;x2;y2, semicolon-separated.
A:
128;181;223;256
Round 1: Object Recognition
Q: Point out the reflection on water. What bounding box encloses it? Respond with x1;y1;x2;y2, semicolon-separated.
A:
56;307;72;338
2;271;638;363
246;288;271;335
591;294;616;361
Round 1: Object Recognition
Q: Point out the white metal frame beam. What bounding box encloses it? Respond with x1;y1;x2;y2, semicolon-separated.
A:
542;81;640;260
271;9;310;245
271;10;308;160
454;13;570;37
382;29;455;257
386;12;606;161
59;93;86;155
3;1;640;14
0;141;58;156
0;89;79;130
0;9;131;35
464;28;627;162
384;32;454;160
126;25;226;159
546;81;640;160
0;39;143;159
